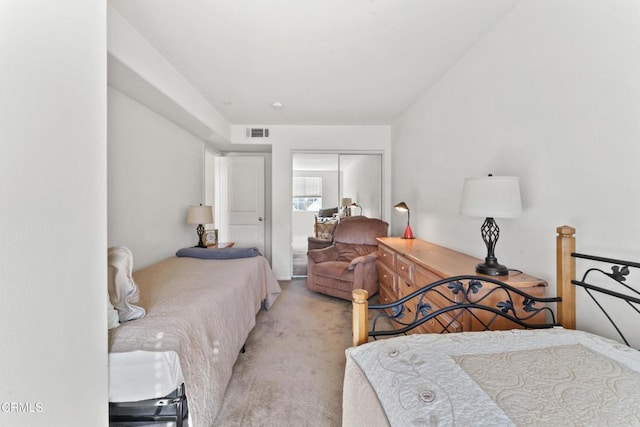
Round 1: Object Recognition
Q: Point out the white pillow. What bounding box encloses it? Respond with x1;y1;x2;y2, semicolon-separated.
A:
107;294;120;329
108;246;146;322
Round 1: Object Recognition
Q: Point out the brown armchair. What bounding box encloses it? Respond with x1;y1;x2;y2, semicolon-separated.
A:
306;216;388;300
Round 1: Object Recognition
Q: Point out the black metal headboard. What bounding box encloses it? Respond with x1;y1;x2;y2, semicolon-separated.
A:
367;275;561;339
571;252;640;347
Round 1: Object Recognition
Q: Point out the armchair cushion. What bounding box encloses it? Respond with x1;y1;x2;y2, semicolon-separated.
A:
314;261;353;282
308;245;339;264
335;242;378;262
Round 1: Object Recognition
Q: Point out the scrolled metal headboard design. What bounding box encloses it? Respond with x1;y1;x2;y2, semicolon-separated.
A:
571;252;640;347
368;275;561;339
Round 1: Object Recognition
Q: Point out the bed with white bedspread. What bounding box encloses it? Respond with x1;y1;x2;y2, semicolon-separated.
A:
344;328;640;426
344;225;640;426
108;254;281;426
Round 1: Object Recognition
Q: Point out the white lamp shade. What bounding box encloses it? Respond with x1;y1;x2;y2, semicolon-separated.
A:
341;198;352;207
187;205;214;224
459;176;522;219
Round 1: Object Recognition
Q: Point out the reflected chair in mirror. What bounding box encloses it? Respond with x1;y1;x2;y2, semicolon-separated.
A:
307;216;388;301
313;207;339;240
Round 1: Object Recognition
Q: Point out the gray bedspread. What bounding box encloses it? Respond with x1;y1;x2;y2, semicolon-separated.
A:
108;255;281;426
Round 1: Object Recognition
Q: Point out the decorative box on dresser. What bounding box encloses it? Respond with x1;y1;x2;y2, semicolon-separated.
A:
376;237;547;334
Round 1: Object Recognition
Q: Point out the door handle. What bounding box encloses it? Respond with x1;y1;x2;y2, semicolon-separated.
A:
258;217;264;222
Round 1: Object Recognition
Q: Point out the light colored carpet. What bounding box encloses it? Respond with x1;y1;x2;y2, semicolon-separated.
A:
215;279;352;426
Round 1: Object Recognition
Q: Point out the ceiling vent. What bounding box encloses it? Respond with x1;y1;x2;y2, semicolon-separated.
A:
246;128;270;138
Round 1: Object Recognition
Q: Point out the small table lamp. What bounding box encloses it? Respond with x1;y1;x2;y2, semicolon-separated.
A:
459;175;522;276
341;198;352;217
394;202;414;239
187;205;214;248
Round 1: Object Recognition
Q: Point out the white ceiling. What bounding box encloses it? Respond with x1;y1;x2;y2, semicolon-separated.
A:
109;0;519;126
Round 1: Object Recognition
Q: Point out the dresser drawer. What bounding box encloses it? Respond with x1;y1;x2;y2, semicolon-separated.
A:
378;285;395;306
377;261;398;296
400;294;462;335
398;276;418;301
420;300;463;334
378;245;396;268
414;265;460;309
414;265;441;288
396;255;414;282
465;283;547;331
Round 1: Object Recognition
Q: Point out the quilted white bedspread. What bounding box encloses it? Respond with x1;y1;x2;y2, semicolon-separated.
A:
108;255;281;426
345;328;640;426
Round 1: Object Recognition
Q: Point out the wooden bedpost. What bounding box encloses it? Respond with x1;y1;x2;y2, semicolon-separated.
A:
556;225;576;329
352;289;368;347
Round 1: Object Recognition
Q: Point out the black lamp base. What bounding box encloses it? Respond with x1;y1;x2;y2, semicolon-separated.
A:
195;224;207;248
476;217;509;276
476;257;509;276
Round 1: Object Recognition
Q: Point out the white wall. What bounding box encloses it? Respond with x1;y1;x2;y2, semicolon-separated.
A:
108;87;204;269
292;211;317;239
269;126;391;279
0;2;107;426
341;155;383;218
391;0;640;343
320;171;340;209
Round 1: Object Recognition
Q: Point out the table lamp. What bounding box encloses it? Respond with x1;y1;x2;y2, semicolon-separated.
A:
459;174;522;276
341;198;352;217
350;202;362;216
394;202;414;239
187;204;214;248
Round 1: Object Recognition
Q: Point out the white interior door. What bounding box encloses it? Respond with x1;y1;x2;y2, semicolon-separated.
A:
219;156;265;253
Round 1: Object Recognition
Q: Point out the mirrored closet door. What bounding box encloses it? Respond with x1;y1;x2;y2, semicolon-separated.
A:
291;152;382;277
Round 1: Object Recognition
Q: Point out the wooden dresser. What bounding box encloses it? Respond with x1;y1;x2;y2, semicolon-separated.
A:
377;237;547;333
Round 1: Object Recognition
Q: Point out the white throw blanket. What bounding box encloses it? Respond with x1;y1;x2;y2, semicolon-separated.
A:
109;255;281;426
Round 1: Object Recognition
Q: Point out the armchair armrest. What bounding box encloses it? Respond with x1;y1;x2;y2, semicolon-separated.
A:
348;253;378;270
308;245;339;264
